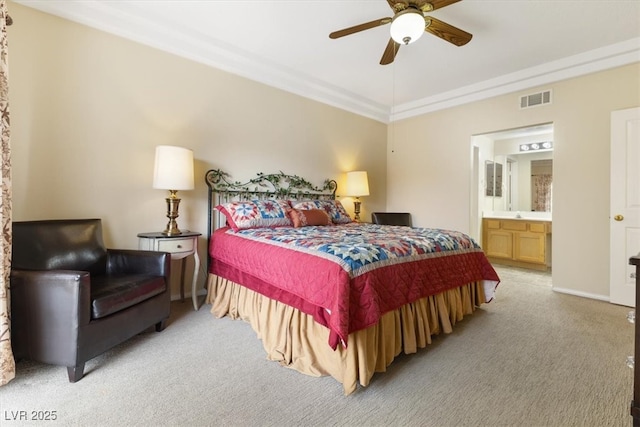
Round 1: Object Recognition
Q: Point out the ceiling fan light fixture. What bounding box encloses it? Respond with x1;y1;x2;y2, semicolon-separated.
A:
390;8;425;45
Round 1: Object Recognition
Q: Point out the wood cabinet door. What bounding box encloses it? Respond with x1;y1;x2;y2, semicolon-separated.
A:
485;229;513;259
515;232;546;264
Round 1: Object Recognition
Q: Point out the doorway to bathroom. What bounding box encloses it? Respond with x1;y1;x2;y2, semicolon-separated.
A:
470;123;554;273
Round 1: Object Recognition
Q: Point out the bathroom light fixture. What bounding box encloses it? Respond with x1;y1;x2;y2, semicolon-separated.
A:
520;141;553;152
345;171;370;222
390;8;425;45
153;145;194;235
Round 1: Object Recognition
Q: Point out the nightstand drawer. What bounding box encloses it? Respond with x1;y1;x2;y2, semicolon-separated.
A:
157;238;194;254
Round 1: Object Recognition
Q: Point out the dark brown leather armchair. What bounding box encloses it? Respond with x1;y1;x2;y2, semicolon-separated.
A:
10;219;171;382
371;212;412;227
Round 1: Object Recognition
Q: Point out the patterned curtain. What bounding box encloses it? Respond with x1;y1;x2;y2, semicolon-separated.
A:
0;0;14;386
532;174;552;212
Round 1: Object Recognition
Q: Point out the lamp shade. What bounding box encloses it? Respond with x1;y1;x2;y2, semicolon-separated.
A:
390;8;425;45
345;171;370;197
153;145;194;191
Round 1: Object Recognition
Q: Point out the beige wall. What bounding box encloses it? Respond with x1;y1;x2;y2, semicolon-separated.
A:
7;3;387;297
387;64;640;299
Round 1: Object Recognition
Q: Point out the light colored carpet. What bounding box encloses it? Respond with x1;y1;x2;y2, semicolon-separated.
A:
0;266;634;427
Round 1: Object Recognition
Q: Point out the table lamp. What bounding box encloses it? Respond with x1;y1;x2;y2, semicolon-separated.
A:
345;171;370;222
153;145;194;235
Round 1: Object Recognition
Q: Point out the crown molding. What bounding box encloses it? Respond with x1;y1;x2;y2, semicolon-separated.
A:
390;37;640;122
16;2;639;124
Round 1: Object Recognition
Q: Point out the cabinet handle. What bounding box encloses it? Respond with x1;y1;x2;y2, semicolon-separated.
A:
177;245;182;249
614;214;624;221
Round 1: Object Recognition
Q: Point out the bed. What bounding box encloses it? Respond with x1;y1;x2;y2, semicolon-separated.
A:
205;169;500;394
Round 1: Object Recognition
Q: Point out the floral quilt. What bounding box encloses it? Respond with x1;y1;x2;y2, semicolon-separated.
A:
233;223;478;276
209;223;499;349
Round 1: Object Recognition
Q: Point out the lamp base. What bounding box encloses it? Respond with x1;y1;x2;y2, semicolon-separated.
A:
162;192;183;235
353;199;362;222
162;226;182;236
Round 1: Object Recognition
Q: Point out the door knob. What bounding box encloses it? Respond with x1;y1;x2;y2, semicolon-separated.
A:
614;214;624;221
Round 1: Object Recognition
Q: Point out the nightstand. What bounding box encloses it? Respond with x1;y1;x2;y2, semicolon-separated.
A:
137;231;202;310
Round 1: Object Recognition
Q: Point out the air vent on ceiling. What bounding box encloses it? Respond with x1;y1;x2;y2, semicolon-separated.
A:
520;90;552;109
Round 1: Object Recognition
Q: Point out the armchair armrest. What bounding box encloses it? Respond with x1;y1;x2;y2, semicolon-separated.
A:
10;270;91;365
106;249;170;279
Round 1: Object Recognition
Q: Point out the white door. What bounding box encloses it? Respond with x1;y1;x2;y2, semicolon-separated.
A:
610;107;640;307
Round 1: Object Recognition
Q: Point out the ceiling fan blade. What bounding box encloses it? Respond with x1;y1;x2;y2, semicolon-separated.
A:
380;38;400;65
329;17;392;39
423;0;462;12
425;16;472;46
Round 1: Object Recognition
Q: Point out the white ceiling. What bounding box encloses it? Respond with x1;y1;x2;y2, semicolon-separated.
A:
12;0;640;123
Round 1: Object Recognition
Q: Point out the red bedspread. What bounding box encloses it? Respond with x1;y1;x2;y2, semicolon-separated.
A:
209;223;499;349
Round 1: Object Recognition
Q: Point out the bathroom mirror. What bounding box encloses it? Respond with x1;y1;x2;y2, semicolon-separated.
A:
475;123;554;214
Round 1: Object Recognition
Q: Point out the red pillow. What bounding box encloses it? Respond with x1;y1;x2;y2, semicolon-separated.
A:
287;208;331;228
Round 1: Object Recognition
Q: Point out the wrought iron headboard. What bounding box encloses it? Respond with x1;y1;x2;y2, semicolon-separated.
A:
204;169;338;265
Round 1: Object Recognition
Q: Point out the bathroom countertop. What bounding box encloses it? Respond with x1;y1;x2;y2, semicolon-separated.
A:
483;212;552;221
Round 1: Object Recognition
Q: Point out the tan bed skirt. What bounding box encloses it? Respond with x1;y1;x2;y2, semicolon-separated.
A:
206;274;487;395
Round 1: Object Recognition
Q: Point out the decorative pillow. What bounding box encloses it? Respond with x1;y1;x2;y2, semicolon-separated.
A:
291;201;318;211
215;199;292;231
326;200;353;224
292;200;353;224
287;208;331;228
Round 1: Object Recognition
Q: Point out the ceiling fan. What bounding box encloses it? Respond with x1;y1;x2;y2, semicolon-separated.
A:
329;0;472;65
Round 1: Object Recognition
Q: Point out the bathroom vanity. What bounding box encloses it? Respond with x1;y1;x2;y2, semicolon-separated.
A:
482;216;552;271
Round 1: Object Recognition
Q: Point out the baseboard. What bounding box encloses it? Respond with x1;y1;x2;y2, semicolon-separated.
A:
552;286;609;302
170;289;207;302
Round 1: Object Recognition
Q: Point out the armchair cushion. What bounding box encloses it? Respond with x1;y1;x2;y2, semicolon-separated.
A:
90;275;166;319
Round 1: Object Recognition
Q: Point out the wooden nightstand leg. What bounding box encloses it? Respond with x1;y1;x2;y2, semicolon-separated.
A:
180;257;186;302
191;248;201;310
